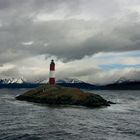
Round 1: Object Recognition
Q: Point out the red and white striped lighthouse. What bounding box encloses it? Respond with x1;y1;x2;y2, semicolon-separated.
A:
49;60;55;85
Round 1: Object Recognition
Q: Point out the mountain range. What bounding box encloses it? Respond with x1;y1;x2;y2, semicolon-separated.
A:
0;77;139;90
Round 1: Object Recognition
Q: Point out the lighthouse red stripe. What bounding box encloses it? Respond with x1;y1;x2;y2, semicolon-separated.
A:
49;78;55;85
50;65;55;71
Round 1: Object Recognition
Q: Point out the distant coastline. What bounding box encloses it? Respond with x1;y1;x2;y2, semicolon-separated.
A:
0;80;140;90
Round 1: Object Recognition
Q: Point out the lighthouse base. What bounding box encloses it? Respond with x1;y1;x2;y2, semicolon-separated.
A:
49;78;55;85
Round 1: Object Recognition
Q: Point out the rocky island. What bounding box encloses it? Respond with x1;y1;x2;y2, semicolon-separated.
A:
16;84;113;108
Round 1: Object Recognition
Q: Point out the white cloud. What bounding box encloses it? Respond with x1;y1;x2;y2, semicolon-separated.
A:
21;41;34;46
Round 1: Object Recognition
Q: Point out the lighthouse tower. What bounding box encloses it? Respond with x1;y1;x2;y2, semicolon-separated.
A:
49;60;55;85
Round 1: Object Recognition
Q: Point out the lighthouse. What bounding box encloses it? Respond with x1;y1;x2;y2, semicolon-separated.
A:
49;60;55;85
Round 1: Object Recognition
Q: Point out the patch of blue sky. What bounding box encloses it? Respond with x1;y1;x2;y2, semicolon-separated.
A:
94;50;140;60
124;50;140;57
100;64;140;71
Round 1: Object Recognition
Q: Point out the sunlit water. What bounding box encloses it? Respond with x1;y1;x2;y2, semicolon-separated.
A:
0;89;140;140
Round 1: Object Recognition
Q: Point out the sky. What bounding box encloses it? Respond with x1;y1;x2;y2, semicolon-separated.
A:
0;0;140;84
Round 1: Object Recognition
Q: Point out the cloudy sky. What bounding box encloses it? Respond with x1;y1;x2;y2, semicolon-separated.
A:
0;0;140;84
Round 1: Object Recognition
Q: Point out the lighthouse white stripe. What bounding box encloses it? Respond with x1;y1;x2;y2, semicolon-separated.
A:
49;71;55;78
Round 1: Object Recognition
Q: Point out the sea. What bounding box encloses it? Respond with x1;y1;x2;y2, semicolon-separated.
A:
0;89;140;140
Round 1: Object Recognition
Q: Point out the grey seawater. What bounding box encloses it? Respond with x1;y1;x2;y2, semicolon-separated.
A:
0;89;140;140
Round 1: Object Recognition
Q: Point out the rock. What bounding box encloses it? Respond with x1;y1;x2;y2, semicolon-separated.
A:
16;84;112;108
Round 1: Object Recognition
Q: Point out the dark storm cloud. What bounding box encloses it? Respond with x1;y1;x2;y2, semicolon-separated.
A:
0;0;140;64
32;18;140;61
0;18;140;63
0;0;79;14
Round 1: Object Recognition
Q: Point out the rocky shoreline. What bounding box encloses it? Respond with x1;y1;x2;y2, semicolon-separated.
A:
16;84;114;108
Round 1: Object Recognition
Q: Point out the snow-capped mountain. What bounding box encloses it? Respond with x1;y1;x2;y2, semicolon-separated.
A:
0;77;49;84
56;78;97;90
0;77;139;90
27;78;85;84
0;77;85;84
56;78;85;84
115;77;137;84
0;77;25;84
